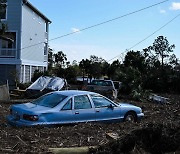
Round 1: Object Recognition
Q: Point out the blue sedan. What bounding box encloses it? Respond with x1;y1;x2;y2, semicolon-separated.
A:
7;90;144;127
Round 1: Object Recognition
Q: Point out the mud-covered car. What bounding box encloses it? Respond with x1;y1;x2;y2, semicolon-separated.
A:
7;90;144;127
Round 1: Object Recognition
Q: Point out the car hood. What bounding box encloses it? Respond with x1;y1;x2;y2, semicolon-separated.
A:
11;103;51;114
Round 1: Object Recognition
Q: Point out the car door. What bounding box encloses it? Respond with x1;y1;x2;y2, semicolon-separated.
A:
90;95;122;122
58;98;74;124
45;98;74;124
72;95;96;123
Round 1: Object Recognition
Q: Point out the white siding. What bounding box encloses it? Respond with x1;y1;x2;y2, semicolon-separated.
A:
21;4;47;65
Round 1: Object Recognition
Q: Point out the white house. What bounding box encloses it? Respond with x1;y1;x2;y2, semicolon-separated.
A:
0;0;51;86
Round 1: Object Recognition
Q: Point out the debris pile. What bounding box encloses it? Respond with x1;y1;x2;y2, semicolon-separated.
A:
90;123;180;154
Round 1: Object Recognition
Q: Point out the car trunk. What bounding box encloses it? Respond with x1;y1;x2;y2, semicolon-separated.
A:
10;103;50;120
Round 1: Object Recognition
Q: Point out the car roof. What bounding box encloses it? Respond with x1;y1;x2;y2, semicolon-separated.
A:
53;90;97;97
92;79;113;82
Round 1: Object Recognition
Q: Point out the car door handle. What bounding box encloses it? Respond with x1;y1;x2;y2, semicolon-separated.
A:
75;112;79;114
96;110;100;112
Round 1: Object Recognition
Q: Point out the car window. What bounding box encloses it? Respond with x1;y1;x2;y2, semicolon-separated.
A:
90;95;115;108
91;80;112;86
31;93;67;108
103;81;112;86
61;99;72;110
91;80;103;86
74;95;92;109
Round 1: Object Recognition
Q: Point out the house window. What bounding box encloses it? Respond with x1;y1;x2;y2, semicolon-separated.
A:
0;0;7;20
44;43;47;55
0;32;16;49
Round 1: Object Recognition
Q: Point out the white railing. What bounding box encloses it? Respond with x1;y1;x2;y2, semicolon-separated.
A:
0;48;16;57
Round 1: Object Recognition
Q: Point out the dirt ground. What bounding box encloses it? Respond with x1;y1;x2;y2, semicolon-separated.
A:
0;94;179;153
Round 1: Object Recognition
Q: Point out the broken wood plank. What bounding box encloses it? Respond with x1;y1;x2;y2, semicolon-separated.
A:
49;146;97;154
1;149;14;152
16;135;27;145
106;132;119;140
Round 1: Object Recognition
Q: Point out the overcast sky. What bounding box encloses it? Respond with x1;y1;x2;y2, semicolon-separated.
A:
29;0;180;63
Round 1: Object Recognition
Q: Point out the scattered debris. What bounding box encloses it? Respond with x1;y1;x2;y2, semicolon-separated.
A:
149;93;170;104
106;133;119;141
16;135;27;146
0;94;179;153
27;76;67;91
10;89;26;99
26;76;68;98
0;82;10;101
90;123;180;154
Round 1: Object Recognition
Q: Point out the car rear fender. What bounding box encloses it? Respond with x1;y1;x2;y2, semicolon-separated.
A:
37;112;55;122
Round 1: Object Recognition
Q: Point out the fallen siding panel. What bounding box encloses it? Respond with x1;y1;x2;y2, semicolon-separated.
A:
0;84;10;101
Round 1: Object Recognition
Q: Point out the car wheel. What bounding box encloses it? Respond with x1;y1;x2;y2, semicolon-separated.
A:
124;112;137;122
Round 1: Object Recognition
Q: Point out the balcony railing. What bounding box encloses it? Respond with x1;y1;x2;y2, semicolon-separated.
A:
0;48;16;57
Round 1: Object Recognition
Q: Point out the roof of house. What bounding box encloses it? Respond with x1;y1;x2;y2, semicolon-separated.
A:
23;0;51;23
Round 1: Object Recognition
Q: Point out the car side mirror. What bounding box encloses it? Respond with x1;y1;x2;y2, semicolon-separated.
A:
108;104;114;110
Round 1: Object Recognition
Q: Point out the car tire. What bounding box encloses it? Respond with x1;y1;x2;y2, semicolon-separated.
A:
124;112;137;122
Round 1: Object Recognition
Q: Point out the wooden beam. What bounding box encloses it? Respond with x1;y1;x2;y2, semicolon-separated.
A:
49;146;96;154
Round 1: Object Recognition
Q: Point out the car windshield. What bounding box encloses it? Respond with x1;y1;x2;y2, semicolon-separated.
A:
31;93;67;108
